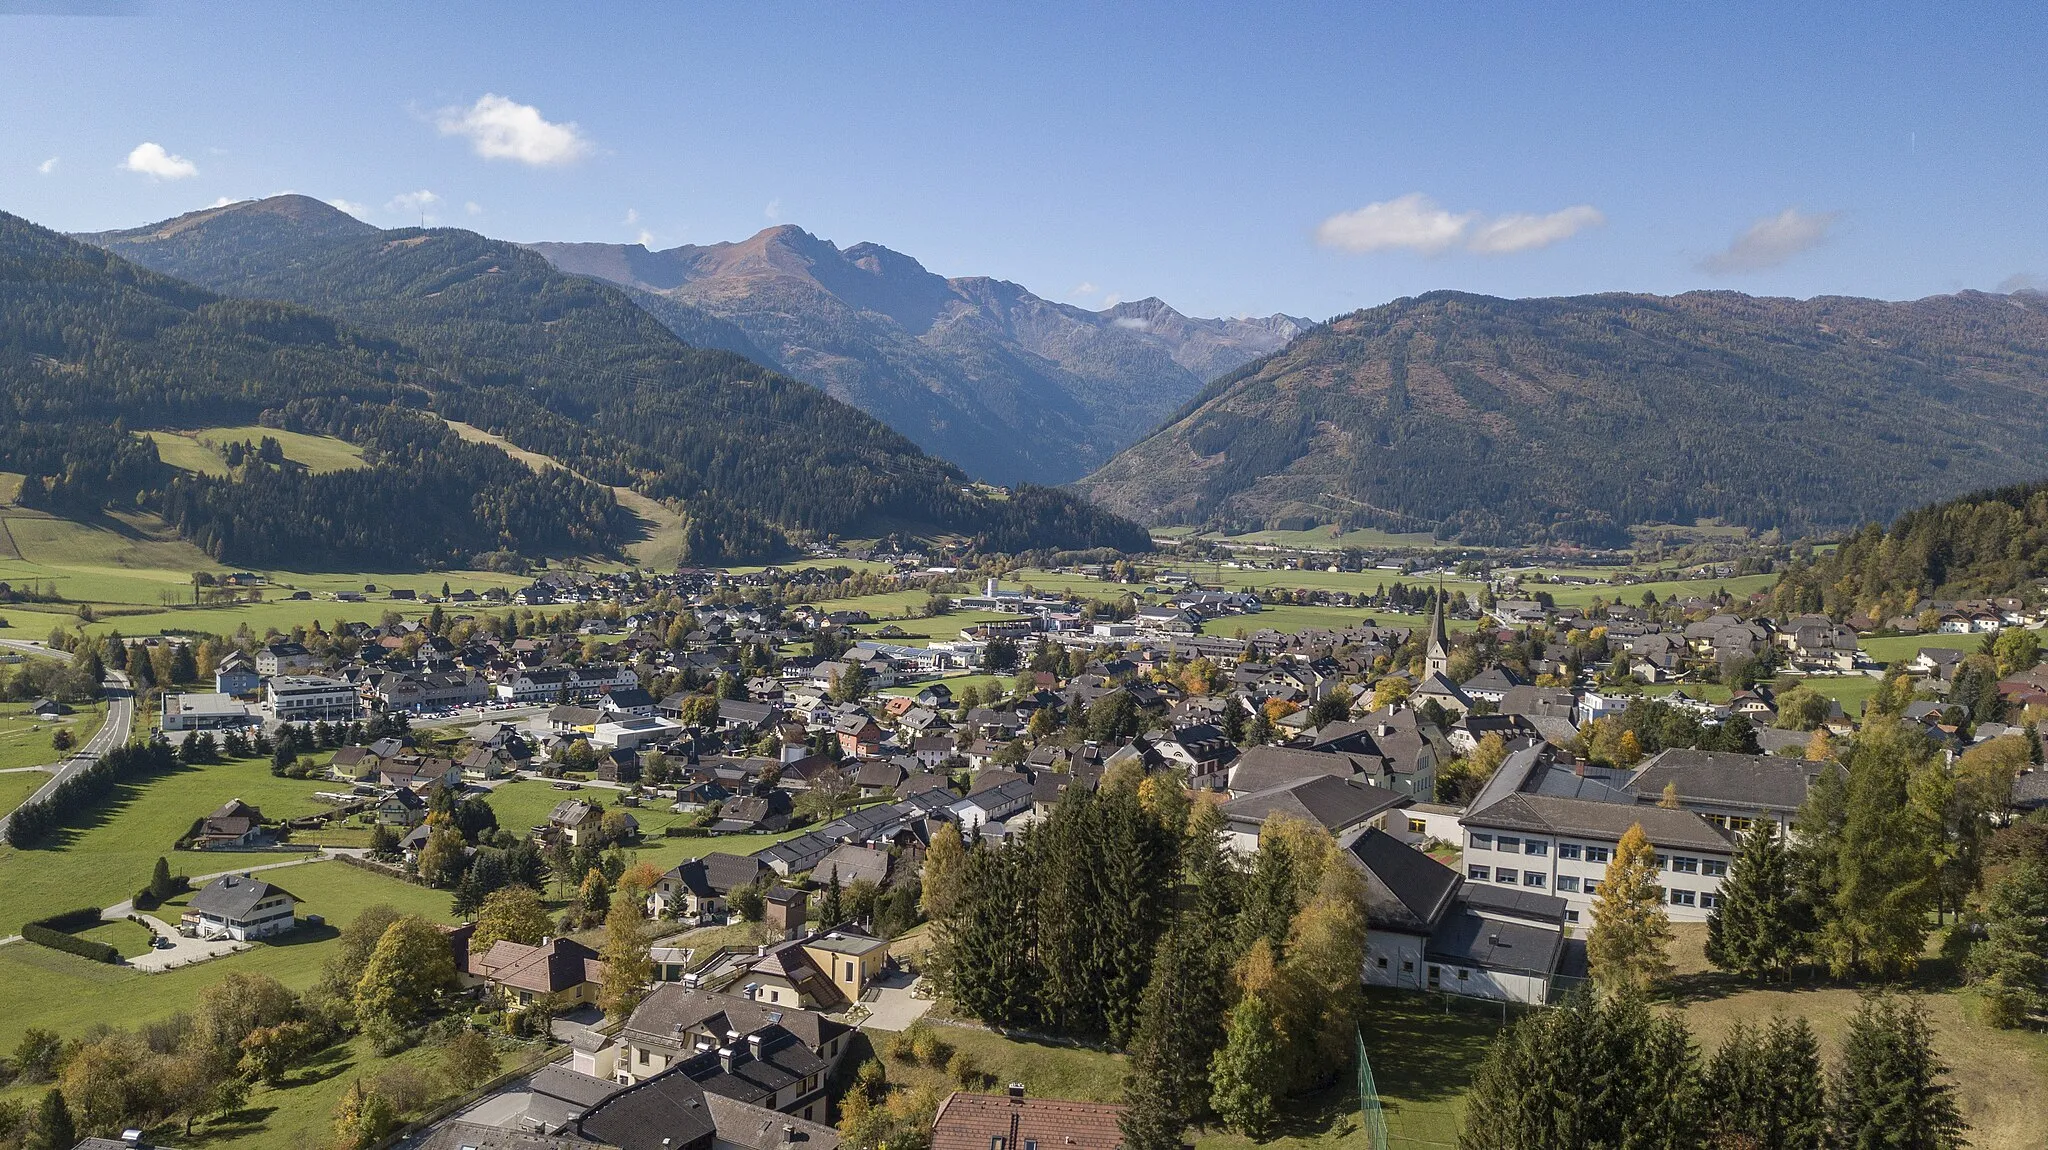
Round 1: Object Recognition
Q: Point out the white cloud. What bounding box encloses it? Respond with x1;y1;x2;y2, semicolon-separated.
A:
1102;293;1122;308
1318;193;1606;256
1316;193;1476;254
121;141;197;179
1999;273;2044;294
435;94;592;166
1073;281;1099;297
464;201;484;216
1700;208;1839;274
387;189;442;224
206;196;238;209
623;208;640;225
764;198;782;220
637;230;655;248
328;198;372;219
1466;205;1605;254
1112;317;1150;331
37;157;57;175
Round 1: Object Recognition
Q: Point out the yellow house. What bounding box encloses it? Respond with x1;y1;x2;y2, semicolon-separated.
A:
800;930;890;1002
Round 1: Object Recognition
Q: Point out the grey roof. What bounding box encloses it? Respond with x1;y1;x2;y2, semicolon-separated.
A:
1342;827;1459;933
576;1062;720;1150
1468;743;1547;811
1222;774;1409;835
418;1121;595;1150
1229;744;1376;792
1464;793;1735;854
1456;879;1570;924
701;1092;841;1150
186;874;294;921
621;985;848;1058
1627;748;1816;812
1427;900;1567;978
813;843;891;888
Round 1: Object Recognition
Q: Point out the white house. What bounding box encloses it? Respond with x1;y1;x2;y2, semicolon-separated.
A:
181;874;297;940
1459;795;1734;926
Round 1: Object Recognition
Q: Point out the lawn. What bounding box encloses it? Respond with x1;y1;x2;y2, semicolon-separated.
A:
480;777;812;874
0;700;105;772
1858;631;1997;667
71;915;156;958
0;858;456;1049
0;768;49;814
141;426;368;476
0;754;354;933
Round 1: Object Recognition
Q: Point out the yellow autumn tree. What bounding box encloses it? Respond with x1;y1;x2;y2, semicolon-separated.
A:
1587;823;1673;992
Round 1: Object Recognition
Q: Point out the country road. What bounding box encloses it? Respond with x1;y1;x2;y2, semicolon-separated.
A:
0;637;136;838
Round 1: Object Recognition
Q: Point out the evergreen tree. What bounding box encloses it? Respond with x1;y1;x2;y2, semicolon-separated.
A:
1707;818;1808;980
1967;856;2048;1027
1235;833;1298;959
1119;921;1229;1150
1094;781;1173;1046
1207;992;1286;1138
1823;725;1940;978
1828;996;1967;1150
1588;823;1674;992
25;1088;73;1150
1701;1016;1827;1150
149;855;178;901
939;835;1041;1029
818;866;845;928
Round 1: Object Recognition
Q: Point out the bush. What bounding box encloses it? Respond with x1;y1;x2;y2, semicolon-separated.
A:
908;1023;951;1068
946;1048;988;1089
855;1057;888;1102
20;923;118;963
372;1065;438;1115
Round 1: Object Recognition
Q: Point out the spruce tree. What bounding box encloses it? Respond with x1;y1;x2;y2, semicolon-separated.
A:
149;855;177;900
1235;834;1298;959
1094;781;1172;1046
939;834;1041;1029
1702;1016;1826;1150
1824;725;1939;978
26;1088;73;1150
1829;996;1967;1150
1588;823;1674;992
1208;992;1286;1137
1967;856;2048;1027
1119;921;1229;1150
818;866;845;927
1707;818;1807;980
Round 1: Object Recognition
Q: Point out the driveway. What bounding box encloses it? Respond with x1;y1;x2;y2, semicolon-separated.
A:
856;972;933;1032
550;1005;605;1043
113;910;247;971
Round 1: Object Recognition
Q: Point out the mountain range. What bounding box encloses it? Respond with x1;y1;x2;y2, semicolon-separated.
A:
1075;288;2048;546
530;227;1308;485
44;195;1147;563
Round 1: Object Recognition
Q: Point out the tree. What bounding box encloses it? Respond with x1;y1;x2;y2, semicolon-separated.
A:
1207;992;1286;1138
1968;856;2048;1027
470;885;554;956
1700;1016;1826;1150
1707;818;1808;981
1821;724;1940;978
919;823;968;920
440;1030;500;1091
326;903;406;993
599;889;655;1019
49;728;72;753
23;1089;72;1150
1120;921;1229;1150
796;773;861;825
12;1028;63;1082
1369;676;1411;711
355;914;457;1030
817;866;845;928
936;837;1039;1030
1993;626;2040;676
1587;823;1674;992
1774;685;1833;731
416;825;469;888
331;1079;398;1150
1828;996;1967;1150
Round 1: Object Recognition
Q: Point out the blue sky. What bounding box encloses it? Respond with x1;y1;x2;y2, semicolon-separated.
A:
2;1;2043;319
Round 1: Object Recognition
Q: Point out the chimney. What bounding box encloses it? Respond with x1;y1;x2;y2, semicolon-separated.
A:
747;1032;764;1060
1008;1083;1026;1102
782;1124;797;1145
718;1047;735;1074
1574;757;1585;777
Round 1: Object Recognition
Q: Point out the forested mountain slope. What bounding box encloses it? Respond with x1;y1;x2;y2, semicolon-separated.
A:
1772;480;2048;619
0;210;633;568
1075;289;2048;546
531;226;1308;484
80;197;1148;558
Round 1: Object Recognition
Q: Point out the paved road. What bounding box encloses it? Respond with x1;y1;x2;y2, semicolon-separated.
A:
0;665;135;839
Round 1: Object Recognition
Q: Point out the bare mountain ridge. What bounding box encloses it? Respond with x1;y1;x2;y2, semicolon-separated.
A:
1075;287;2048;546
531;226;1308;484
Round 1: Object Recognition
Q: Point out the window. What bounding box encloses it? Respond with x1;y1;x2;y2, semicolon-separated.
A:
1468;865;1491;881
1653;853;1669;869
1495;869;1518;884
1524;872;1546;888
1457;968;1469;981
1409;818;1427;834
1585;845;1611;864
1699;893;1720;909
1564;909;1581;924
994;1138;1007;1150
1557;843;1582;860
1702;859;1728;877
638;1048;650;1066
1670;889;1695;907
1556;876;1580;893
1497;836;1521;851
1729;816;1753;832
1524;839;1549;856
1377;956;1388;968
1670;856;1699;874
1471;832;1494;850
1401;960;1414;972
1585;879;1603;894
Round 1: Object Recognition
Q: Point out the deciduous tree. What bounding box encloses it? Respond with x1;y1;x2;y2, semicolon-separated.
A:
1587;824;1674;992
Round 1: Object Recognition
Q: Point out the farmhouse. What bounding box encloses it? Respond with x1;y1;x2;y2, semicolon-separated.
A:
181;874;297;940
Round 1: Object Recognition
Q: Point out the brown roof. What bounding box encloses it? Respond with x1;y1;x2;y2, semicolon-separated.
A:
931;1093;1126;1150
472;937;606;993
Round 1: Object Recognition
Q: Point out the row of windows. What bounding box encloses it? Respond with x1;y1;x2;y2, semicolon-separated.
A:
1468;865;1549;889
1471;833;1728;878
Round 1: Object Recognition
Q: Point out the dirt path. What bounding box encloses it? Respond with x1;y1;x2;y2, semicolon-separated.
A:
442;419;689;567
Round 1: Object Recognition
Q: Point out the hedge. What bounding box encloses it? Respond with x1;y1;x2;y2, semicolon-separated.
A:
20;908;122;963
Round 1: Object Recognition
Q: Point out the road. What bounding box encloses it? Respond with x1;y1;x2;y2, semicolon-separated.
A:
0;641;135;839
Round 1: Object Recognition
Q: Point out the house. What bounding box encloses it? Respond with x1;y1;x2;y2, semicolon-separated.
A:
797;929;891;1004
213;650;260;696
593;716;684;751
193;798;271;848
1627;748;1817;834
650;853;772;922
596;987;852;1122
266;675;360;723
377;756;458;793
834;712;884;758
1460;794;1734;926
1218;774;1410;854
255;641;318;677
931;1089;1126;1150
1459;665;1531;705
811;843;892;894
468;936;607;1009
181;874;297;940
1345;827;1568;1004
947;776;1035;838
599;685;659;718
548;799;606;846
373;786;428;827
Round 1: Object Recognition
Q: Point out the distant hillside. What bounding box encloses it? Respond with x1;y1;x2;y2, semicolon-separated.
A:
531;227;1308;484
80;197;1150;559
1772;479;2048;620
0;210;634;567
1075;289;2048;546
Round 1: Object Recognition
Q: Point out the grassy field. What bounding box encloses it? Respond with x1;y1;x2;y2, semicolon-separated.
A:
0;858;456;1050
0;754;351;933
1187;526;1444;551
142;426;368;477
72;915;155;958
1859;632;1992;666
0;768;50;813
479;777;811;874
0;700;104;772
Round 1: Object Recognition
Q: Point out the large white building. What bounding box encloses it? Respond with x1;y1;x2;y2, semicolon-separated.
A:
1459;796;1734;926
266;675;361;723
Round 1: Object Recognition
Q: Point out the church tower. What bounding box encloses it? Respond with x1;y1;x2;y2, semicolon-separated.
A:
1424;576;1452;680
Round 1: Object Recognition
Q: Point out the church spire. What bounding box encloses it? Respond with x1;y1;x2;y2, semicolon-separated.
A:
1424;574;1451;679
